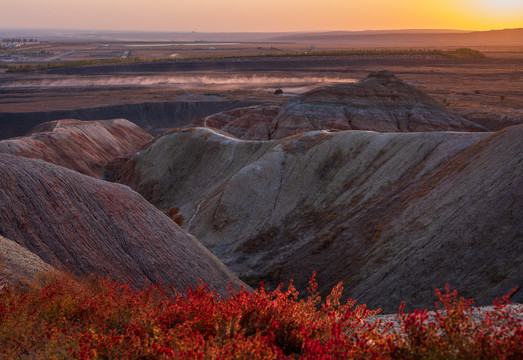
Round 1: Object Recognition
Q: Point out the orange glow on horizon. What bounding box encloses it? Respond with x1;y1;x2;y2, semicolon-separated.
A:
0;0;521;32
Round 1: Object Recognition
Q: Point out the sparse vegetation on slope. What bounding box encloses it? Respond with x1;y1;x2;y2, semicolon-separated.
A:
0;272;521;359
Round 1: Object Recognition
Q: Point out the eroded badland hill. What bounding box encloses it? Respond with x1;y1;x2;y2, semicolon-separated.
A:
0;118;152;177
195;71;486;139
104;73;522;312
0;66;521;313
0;154;244;295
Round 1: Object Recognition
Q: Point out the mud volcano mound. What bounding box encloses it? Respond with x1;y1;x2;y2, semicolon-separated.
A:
106;125;522;312
0;119;152;178
0;154;243;294
195;71;487;139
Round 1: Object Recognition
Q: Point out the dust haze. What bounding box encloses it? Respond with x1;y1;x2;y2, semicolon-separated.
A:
0;75;356;93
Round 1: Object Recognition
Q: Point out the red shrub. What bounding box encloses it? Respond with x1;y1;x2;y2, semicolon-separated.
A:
0;272;521;359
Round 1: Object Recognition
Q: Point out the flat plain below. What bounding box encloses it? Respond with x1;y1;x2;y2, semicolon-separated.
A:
1;42;522;137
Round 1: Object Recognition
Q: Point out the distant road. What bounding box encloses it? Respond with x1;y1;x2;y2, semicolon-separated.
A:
44;50;78;62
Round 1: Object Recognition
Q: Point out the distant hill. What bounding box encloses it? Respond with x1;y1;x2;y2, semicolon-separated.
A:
464;28;523;43
1;28;520;46
269;28;523;48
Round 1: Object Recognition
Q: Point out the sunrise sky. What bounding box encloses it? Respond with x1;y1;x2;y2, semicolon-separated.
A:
1;0;522;32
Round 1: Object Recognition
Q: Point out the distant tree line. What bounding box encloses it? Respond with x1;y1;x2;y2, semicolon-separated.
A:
5;48;485;73
187;48;486;60
6;57;149;72
258;48;486;59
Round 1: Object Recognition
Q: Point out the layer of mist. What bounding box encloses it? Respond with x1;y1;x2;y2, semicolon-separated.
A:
0;75;356;93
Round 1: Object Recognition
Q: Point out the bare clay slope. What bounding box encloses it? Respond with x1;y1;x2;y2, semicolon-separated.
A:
109;126;522;312
0;119;152;177
194;71;486;139
0;235;56;286
0;154;243;295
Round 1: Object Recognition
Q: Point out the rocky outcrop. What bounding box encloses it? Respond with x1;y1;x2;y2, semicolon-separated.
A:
195;71;487;139
0;119;152;177
108;125;522;312
0;154;244;295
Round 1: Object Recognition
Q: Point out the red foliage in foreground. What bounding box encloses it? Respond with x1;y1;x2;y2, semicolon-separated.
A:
0;272;521;359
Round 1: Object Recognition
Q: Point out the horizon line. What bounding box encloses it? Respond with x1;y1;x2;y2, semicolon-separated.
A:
1;27;522;34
